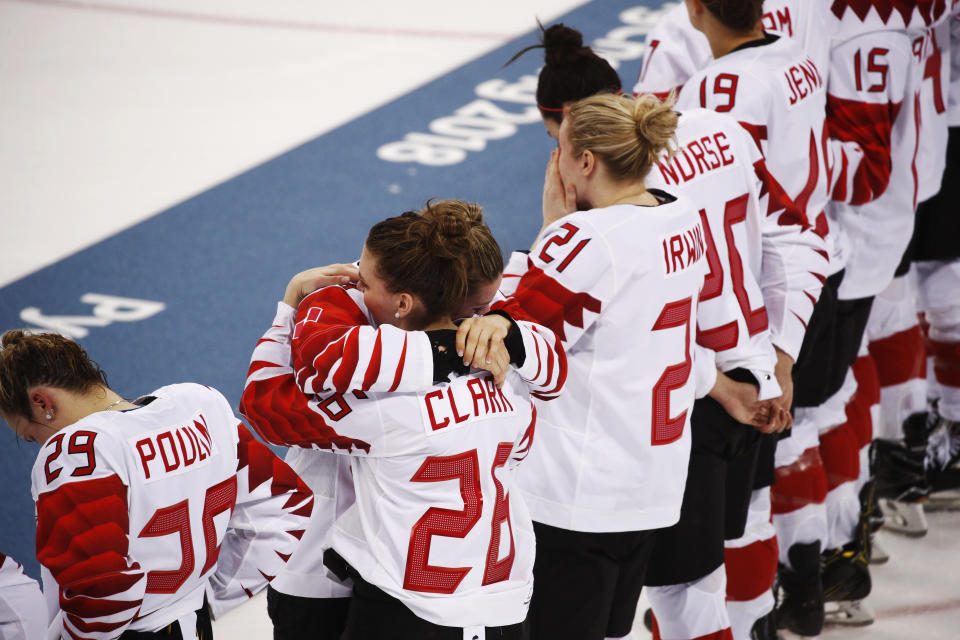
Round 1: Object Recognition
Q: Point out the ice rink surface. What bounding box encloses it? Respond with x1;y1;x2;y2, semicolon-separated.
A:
0;0;957;637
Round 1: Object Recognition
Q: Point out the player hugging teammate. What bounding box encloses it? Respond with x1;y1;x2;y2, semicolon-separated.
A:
3;2;960;640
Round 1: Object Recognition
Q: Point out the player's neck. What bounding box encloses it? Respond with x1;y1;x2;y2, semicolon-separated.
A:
592;176;658;209
704;22;765;59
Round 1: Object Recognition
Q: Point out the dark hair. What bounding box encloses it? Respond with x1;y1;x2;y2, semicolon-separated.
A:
465;211;504;292
702;0;764;31
507;23;622;124
0;330;109;419
366;200;487;327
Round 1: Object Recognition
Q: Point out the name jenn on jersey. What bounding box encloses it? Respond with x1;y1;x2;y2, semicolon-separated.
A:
133;413;218;481
661;222;707;277
783;58;824;107
654;131;735;186
422;376;516;433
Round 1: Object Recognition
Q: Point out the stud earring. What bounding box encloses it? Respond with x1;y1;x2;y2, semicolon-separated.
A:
394;311;400;319
45;412;52;420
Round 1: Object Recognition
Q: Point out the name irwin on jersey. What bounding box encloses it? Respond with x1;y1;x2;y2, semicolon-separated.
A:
133;413;218;481
661;222;707;277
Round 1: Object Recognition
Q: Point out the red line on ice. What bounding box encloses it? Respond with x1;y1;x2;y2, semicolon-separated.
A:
876;598;960;619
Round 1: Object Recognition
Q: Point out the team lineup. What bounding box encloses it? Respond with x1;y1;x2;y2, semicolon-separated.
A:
2;1;960;639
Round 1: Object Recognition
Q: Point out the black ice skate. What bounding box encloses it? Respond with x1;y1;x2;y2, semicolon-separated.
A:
775;541;824;637
870;438;929;537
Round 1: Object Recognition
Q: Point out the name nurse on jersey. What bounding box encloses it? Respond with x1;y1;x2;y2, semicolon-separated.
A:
783;58;824;107
422;374;518;433
661;220;707;278
654;131;737;186
133;412;218;480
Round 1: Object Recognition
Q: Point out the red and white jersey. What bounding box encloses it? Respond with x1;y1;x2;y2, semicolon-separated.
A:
634;2;711;101
677;35;831;360
634;1;834;100
646;109;786;396
950;9;960;124
30;383;313;639
287;286;564;402
242;294;540;627
909;6;956;201
824;5;917;298
497;196;706;532
0;554;45;640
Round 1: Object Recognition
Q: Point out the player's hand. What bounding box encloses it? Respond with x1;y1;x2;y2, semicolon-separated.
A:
710;372;782;431
538;149;577;245
283;264;359;307
772;346;795;424
456;315;512;386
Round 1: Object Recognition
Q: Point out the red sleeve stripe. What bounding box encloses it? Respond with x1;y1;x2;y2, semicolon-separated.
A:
66;612;134;634
331;328;361;394
530;332;543;383
362;331;384;391
388;336;408;393
247;360;281;377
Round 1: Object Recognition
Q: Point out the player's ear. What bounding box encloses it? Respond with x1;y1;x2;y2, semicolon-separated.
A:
395;293;415;319
580;149;596;177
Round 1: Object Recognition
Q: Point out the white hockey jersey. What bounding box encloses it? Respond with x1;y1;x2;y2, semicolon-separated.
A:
826;4;917;298
30;383;314;639
677;34;831;361
0;554;45;640
634;1;834;100
497;196;707;532
646;109;791;399
908;4;957;201
242;289;543;628
950;8;960;124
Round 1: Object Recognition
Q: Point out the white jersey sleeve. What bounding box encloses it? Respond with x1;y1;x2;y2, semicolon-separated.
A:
289;286;566;401
0;554;46;640
205;422;316;618
950;9;960;124
825;29;913;205
633;3;711;99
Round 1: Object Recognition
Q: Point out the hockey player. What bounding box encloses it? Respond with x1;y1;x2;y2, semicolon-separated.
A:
668;1;835;636
868;0;960;533
0;553;45;640
242;204;564;640
0;330;314;640
243;201;565;638
489;91;712;640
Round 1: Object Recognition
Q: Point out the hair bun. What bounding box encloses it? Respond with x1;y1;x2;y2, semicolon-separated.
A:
543;23;586;66
0;329;27;349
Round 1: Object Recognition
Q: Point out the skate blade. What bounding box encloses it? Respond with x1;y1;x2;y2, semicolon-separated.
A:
824;600;875;626
868;538;889;565
878;498;928;537
924;489;960;512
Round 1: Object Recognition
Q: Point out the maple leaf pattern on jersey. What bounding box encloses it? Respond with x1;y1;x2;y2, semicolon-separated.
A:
498;263;602;345
830;0;948;25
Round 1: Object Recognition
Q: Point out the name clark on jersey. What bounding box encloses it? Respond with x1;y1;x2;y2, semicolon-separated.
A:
662;222;707;277
655;131;736;186
423;376;516;433
783;58;824;107
134;413;217;480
